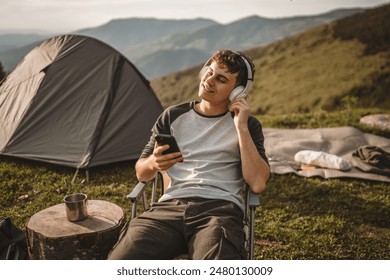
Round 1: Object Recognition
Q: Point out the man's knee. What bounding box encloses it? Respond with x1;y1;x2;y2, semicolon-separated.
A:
190;224;246;260
108;217;186;259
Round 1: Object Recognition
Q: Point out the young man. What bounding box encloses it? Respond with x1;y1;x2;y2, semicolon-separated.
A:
108;50;270;260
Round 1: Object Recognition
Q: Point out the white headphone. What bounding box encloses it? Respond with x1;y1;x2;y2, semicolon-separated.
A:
200;53;253;101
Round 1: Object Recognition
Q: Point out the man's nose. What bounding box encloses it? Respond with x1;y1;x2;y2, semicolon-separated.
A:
205;74;215;84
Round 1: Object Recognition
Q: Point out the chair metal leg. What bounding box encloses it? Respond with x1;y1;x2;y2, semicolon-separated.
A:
249;207;255;260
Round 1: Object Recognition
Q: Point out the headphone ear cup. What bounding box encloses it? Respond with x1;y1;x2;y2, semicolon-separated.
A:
229;86;245;101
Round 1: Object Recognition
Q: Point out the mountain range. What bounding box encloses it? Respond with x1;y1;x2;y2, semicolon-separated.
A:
151;3;390;114
0;8;364;78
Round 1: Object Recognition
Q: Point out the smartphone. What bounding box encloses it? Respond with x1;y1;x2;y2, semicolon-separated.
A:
155;134;181;155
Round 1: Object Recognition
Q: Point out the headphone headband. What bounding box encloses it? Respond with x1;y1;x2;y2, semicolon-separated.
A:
238;54;253;81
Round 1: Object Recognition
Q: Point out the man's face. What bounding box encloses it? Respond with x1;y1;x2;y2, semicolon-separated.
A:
198;61;238;106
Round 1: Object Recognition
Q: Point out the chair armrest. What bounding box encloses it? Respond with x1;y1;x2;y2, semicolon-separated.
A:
248;191;260;208
127;181;150;202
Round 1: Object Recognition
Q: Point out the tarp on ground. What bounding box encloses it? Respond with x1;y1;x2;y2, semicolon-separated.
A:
264;126;390;182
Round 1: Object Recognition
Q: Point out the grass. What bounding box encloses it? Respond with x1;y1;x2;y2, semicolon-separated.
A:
1;105;389;260
0;159;138;228
259;99;390;138
256;174;389;259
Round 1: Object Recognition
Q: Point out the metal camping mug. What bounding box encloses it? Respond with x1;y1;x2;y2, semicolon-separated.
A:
64;193;88;222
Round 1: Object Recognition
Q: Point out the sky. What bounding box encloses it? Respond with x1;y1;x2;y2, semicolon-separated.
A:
0;0;389;33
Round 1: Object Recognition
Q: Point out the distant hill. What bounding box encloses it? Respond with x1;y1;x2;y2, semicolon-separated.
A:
126;8;364;77
0;8;363;76
73;17;217;51
151;4;390;115
133;48;210;78
126;9;364;59
0;33;49;52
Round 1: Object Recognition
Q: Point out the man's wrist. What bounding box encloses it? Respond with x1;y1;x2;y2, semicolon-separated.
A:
236;124;249;134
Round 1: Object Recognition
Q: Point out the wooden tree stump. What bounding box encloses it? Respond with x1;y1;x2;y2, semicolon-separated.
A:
27;200;125;260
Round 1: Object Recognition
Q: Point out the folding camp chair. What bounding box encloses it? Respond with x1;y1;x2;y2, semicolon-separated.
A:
127;171;260;260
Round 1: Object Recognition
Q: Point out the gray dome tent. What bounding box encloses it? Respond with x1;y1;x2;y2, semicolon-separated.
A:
0;34;163;171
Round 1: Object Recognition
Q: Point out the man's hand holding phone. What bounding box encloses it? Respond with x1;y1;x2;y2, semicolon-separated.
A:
152;134;183;171
155;134;182;155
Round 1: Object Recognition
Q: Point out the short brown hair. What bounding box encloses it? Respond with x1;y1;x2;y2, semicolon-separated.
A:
211;50;255;87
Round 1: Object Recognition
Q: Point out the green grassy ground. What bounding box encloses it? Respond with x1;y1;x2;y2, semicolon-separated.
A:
255;174;389;259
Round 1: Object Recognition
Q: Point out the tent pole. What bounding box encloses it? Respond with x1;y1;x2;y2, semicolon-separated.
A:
71;168;79;185
86;170;89;182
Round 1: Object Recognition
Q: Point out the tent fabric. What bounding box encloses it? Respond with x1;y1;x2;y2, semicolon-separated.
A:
0;35;163;168
263;126;390;183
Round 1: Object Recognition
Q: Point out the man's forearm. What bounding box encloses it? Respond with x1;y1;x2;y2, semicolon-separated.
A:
135;157;158;182
237;128;270;193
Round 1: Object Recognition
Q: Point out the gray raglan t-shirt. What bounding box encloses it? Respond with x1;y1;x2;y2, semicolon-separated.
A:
140;101;268;211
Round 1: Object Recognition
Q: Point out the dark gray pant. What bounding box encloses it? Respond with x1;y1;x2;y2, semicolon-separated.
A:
107;198;246;260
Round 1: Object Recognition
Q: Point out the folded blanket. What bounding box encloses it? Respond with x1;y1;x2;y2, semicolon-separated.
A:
294;150;351;171
351;145;390;176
